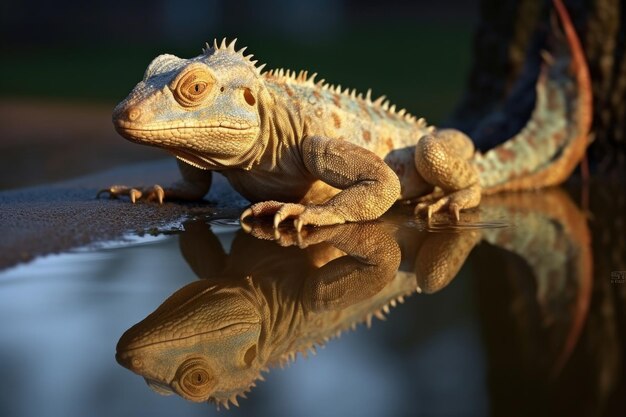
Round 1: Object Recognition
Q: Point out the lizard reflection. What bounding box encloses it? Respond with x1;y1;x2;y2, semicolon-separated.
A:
116;188;591;408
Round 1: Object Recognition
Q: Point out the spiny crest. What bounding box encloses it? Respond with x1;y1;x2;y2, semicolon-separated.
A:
276;342;323;369
209;380;257;410
207;367;269;410
265;67;431;126
274;291;413;370
206;290;412;410
201;38;267;75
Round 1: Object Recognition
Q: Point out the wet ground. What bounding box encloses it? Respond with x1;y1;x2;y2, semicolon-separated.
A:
1;160;625;416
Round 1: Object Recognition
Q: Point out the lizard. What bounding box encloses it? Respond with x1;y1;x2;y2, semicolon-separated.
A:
100;0;591;230
115;188;592;408
115;222;470;408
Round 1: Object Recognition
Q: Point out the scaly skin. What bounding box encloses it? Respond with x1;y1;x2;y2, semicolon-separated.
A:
100;0;591;228
115;222;477;407
115;188;592;408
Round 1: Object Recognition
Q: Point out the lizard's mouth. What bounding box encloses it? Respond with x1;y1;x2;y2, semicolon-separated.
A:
113;122;260;163
116;321;260;356
114;123;258;142
116;124;256;133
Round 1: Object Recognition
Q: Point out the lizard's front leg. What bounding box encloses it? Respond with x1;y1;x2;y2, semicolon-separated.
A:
414;129;481;221
97;159;212;203
241;135;401;230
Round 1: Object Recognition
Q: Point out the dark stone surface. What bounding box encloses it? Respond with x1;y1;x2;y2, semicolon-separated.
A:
0;159;247;270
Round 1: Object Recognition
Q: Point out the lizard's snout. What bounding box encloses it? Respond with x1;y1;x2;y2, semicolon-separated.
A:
112;103;148;141
112;104;142;124
127;107;142;121
115;350;145;373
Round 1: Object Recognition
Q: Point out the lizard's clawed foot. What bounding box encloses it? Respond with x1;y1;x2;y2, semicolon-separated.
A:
97;184;165;204
414;185;481;221
240;200;346;231
241;220;312;247
415;188;444;205
242;218;348;250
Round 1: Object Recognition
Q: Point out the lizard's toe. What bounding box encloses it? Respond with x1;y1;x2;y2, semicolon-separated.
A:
414;201;430;215
240;219;252;233
242;201;310;230
450;203;461;222
294;218;304;233
426;197;449;218
96;188;111;199
242;221;307;247
244;201;347;229
291;206;346;228
144;185;165;204
97;185;130;199
415;188;444;204
129;188;142;203
96;184;165;204
239;208;254;229
414;185;480;222
414;198;448;220
273;204;306;228
246;201;285;218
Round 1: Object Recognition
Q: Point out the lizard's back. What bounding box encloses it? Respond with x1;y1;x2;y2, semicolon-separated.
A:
264;71;434;198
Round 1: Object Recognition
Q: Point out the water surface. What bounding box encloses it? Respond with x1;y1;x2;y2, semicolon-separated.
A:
1;186;625;417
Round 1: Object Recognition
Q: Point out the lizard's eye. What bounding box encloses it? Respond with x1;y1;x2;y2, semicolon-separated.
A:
173;357;216;401
172;66;214;108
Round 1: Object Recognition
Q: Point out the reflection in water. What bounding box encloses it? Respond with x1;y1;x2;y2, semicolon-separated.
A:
478;190;592;378
474;189;621;417
116;189;595;409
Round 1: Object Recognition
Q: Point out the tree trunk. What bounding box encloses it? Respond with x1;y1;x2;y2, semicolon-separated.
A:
450;0;625;175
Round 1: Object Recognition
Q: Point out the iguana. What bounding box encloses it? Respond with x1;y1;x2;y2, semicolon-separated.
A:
100;0;591;229
116;222;410;408
115;189;591;408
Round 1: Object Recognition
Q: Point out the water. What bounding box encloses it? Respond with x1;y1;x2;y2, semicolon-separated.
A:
0;186;624;417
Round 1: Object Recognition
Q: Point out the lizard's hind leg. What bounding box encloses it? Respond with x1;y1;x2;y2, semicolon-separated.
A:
414;129;481;221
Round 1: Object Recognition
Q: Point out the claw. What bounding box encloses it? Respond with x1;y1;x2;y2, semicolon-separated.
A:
451;204;460;222
240;208;253;222
294;218;304;233
130;189;142;203
240;220;252;234
96;188;110;199
96;184;167;204
273;212;283;229
154;185;165;204
239;207;253;221
296;229;304;247
97;186;126;199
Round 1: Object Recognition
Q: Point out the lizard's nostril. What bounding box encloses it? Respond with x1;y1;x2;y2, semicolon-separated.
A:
127;107;141;121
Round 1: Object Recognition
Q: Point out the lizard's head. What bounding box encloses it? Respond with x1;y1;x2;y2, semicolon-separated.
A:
115;279;263;406
112;39;267;169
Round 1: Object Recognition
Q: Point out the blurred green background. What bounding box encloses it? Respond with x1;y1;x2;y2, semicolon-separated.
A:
0;0;477;189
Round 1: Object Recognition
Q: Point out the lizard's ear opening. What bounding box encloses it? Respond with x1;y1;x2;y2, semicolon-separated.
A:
243;88;256;106
243;344;257;367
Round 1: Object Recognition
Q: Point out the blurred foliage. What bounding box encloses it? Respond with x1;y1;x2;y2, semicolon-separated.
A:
0;22;472;123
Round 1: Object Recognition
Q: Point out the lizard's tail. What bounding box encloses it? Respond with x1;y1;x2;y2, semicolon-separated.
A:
475;0;592;194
